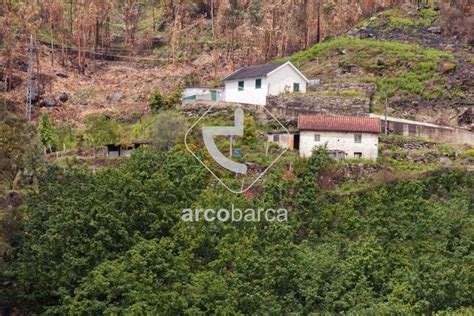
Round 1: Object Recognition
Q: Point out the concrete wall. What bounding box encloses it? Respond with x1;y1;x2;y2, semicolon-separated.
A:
300;131;379;160
267;64;307;96
183;88;210;98
266;95;370;120
370;114;474;146
182;87;224;102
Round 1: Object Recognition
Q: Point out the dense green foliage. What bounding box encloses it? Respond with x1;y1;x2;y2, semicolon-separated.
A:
0;108;42;190
1;147;472;314
148;111;188;150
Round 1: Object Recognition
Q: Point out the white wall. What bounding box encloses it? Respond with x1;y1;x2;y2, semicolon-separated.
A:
224;77;268;105
182;88;210;98
267;64;307;96
182;88;224;101
299;131;379;160
267;133;291;149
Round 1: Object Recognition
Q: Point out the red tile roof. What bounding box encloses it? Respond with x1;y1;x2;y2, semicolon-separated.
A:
298;115;381;133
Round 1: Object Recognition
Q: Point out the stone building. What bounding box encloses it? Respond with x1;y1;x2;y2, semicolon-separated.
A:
298;115;381;160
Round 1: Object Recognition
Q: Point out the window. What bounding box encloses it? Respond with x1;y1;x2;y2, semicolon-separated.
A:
273;134;280;142
314;134;320;142
238;81;244;91
255;79;262;89
354;133;362;143
354;152;362;158
293;83;300;92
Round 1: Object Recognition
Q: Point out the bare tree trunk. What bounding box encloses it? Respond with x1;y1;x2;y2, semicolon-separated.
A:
316;0;321;43
303;0;309;49
50;24;54;67
152;5;155;31
60;18;66;66
69;0;73;35
210;0;214;37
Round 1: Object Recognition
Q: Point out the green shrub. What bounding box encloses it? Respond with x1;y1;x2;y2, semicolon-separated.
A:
148;88;182;112
464;149;474;157
82;114;120;148
38;114;58;151
148;91;168;111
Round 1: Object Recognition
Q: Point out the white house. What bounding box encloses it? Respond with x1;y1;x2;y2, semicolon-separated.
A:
223;61;309;106
298;115;381;160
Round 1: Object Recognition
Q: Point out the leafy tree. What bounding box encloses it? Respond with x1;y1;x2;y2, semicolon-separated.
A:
59;238;193;314
55;123;77;150
82;114;119;150
293;145;332;235
38;114;58;153
240;114;257;146
9;150;208;313
0;108;37;190
2;139;473;314
149;111;187;150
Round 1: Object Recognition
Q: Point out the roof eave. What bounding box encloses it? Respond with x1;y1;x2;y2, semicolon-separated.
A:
267;61;310;83
299;128;381;133
223;74;269;82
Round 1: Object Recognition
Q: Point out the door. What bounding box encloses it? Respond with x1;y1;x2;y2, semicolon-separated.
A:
293;134;300;150
211;90;217;101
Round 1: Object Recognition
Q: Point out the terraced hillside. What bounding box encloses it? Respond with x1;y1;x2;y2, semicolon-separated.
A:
283;6;473;128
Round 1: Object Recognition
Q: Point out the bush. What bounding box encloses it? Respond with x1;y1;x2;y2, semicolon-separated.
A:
149;111;187;150
148;91;168;111
82;114;120;148
464;149;474;157
38;114;58;152
148;89;182;112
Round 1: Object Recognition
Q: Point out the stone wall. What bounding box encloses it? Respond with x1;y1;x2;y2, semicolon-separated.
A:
371;114;474;146
265;95;371;120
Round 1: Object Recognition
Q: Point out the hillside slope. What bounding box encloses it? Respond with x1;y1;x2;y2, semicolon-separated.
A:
1;2;472;128
284;6;473;128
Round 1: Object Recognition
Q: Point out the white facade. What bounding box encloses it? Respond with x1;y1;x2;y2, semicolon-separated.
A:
299;131;379;160
224;62;308;106
267;133;296;150
267;63;307;96
224;77;269;105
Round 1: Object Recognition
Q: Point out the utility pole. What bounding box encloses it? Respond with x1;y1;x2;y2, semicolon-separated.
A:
25;35;34;122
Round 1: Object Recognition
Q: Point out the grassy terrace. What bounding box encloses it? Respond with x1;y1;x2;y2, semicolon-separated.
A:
358;7;439;30
281;37;460;112
284;37;455;98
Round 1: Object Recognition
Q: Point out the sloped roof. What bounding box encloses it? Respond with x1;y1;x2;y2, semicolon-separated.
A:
223;62;285;81
298;115;381;133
